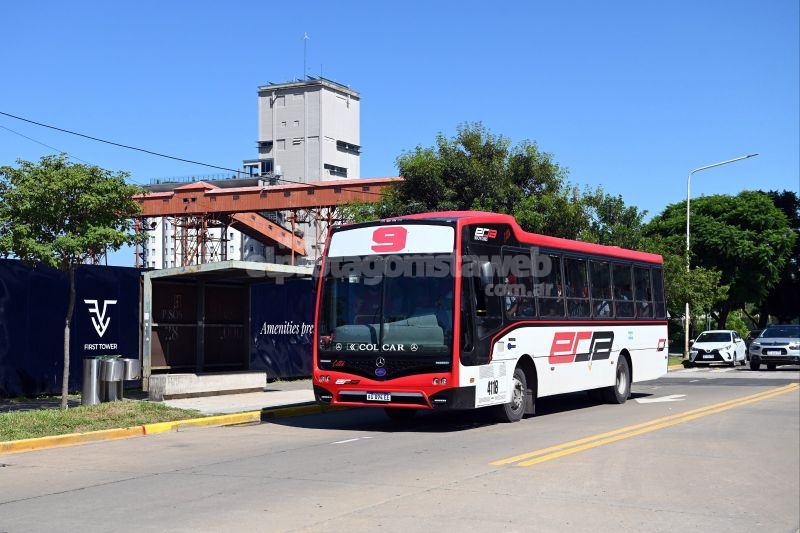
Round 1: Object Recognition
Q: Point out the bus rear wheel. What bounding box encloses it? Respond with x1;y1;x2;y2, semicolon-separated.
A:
494;367;527;423
603;357;631;404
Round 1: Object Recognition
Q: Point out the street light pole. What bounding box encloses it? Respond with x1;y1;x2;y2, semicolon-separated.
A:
684;153;758;358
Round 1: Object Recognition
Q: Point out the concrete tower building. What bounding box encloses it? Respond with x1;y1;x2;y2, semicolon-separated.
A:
241;77;361;264
141;77;361;269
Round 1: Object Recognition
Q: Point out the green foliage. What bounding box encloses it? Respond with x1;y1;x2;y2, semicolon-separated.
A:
0;154;146;267
758;190;800;324
0;154;146;409
344;122;646;247
644;190;796;327
640;235;729;324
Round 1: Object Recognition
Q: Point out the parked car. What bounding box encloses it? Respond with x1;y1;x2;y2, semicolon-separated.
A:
749;324;800;371
684;330;747;367
744;329;764;351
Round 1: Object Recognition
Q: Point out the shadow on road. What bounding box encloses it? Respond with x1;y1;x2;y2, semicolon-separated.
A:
261;389;638;434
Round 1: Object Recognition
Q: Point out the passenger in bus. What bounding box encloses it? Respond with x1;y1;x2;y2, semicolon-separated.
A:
638;290;652;317
595;290;611;317
505;273;519;317
541;283;564;317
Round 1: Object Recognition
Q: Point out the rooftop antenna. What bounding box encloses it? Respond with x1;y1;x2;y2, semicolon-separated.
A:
303;32;309;80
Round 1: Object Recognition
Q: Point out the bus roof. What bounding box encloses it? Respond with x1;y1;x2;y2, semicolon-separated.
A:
388;211;662;264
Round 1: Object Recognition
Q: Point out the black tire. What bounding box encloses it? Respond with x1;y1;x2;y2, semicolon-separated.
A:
749;359;760;371
493;367;527;423
384;408;417;422
603;357;631;404
739;358;747;366
683;360;694;368
767;364;777;371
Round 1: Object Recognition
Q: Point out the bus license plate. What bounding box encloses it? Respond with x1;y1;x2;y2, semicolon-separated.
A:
366;392;391;402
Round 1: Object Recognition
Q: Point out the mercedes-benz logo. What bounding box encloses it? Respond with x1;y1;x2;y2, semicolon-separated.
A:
376;357;386;368
410;344;419;352
335;343;343;351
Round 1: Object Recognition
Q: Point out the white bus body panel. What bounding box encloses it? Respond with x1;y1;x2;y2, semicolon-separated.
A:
461;324;667;407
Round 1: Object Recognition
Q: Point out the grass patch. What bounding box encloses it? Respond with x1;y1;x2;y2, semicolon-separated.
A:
0;401;202;441
668;355;686;367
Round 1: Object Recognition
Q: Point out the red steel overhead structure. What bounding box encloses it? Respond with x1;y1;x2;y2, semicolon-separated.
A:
134;177;401;267
135;177;401;216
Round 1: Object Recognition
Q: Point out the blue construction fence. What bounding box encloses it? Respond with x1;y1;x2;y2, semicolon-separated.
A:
0;259;141;398
0;260;315;397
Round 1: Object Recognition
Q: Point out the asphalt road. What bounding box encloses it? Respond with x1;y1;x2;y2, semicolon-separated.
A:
1;366;798;533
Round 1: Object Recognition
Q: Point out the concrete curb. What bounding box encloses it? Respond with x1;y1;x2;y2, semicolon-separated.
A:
0;426;146;454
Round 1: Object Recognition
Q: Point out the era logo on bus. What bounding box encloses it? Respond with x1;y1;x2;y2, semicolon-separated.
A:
371;227;408;253
474;227;497;242
549;331;614;364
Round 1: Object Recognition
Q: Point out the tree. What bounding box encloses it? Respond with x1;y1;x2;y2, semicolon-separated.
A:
641;236;729;320
0;155;145;408
757;190;800;325
345;122;647;246
644;191;796;328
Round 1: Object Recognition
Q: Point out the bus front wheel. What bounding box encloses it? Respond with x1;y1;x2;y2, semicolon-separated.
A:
494;367;527;423
603;357;631;404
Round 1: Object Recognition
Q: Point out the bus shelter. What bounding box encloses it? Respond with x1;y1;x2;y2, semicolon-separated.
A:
141;261;312;397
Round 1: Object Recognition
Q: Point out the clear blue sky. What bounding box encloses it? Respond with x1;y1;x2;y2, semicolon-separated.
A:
1;1;798;266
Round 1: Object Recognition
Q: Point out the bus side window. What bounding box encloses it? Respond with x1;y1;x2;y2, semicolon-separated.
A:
536;254;565;318
634;266;653;318
564;257;590;318
473;261;502;335
613;264;634;318
652;267;666;319
460;277;474;353
590;260;612;318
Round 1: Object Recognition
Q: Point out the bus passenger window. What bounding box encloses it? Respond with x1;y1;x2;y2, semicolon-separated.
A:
634;266;653;318
652;268;666;319
536;254;564;318
612;264;634;318
590;261;612;318
564;257;590;318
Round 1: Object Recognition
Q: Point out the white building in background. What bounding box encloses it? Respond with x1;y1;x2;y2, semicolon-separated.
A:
142;77;361;269
242;77;361;263
245;77;361;184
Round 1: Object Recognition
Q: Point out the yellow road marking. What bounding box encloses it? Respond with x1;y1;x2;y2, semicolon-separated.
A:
492;383;799;468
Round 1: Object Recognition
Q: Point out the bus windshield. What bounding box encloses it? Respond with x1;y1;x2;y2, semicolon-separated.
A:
317;256;454;355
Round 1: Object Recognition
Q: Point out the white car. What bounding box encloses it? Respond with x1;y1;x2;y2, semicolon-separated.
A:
684;330;747;367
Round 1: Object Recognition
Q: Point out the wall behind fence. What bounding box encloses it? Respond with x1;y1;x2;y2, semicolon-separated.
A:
250;278;314;379
0;260;141;397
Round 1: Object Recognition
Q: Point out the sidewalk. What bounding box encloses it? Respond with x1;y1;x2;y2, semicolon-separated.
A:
163;380;316;415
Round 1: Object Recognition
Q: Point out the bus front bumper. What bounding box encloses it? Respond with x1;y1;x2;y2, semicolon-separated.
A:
314;385;476;410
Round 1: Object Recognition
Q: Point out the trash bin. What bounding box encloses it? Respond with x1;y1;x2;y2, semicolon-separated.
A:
99;358;125;402
123;358;141;380
119;358;142;400
81;357;101;406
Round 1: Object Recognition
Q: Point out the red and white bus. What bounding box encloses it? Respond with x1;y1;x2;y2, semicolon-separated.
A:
313;211;667;422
